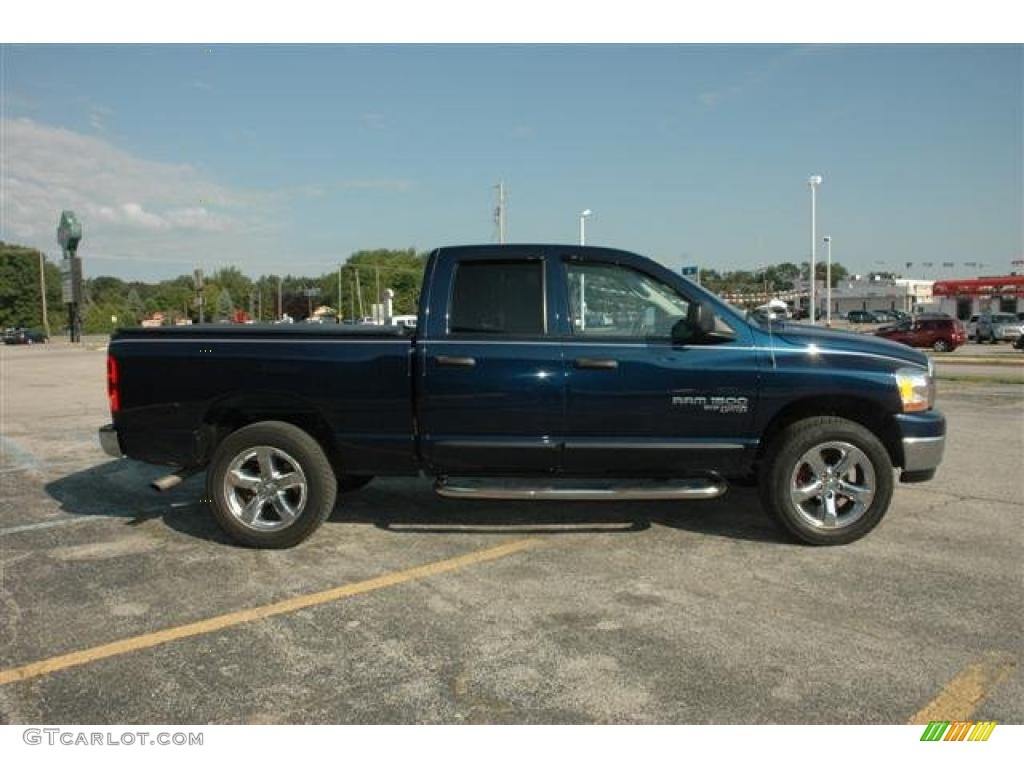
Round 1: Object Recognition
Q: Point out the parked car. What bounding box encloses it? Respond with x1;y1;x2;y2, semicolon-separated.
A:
99;244;946;549
964;314;981;341
975;313;1024;343
875;316;966;352
2;328;49;345
846;310;884;324
872;309;902;323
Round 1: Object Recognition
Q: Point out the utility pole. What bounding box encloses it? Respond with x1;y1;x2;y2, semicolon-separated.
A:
354;268;365;319
38;250;50;336
277;277;283;321
351;270;357;321
338;265;343;323
494;181;507;244
194;269;205;323
375;264;381;322
823;236;833;327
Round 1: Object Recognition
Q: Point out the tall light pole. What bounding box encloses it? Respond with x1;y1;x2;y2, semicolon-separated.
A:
579;209;592;246
495;181;507;244
807;175;823;323
38;250;50;337
823;235;832;327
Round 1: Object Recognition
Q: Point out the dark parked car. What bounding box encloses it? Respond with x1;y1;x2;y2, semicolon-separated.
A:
99;244;945;549
846;310;885;324
875;316;966;352
2;328;48;345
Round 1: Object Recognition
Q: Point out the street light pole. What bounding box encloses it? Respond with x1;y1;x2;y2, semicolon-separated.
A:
277;277;283;321
807;175;823;323
38;250;50;337
579;209;592;246
823;235;832;327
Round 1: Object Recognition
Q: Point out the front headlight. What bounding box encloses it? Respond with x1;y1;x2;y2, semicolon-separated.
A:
895;367;934;412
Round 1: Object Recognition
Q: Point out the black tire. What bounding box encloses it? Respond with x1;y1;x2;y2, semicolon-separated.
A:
758;416;894;545
338;474;374;493
206;421;337;548
932;339;950;352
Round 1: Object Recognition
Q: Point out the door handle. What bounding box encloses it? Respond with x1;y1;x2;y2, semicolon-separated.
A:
574;358;618;370
436;355;477;367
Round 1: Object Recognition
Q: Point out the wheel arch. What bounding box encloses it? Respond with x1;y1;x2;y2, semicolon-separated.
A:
200;391;339;470
757;395;903;469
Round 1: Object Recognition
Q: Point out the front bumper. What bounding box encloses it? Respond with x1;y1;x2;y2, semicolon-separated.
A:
894;410;946;481
98;424;123;458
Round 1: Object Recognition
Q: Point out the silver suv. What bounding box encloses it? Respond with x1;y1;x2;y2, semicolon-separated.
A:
976;313;1024;343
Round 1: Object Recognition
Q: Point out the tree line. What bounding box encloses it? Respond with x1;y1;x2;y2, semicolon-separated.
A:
2;240;853;334
699;261;850;297
0;243;427;334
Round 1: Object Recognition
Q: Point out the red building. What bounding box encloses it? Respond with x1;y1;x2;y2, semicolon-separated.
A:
930;275;1024;320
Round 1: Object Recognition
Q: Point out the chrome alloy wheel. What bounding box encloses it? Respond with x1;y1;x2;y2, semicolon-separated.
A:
788;441;876;530
222;445;308;531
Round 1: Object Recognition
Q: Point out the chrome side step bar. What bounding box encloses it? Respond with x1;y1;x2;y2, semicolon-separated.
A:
434;476;727;501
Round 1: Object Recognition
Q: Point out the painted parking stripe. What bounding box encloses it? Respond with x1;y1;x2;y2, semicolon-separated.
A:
0;517;116;537
0;537;539;687
908;652;1017;724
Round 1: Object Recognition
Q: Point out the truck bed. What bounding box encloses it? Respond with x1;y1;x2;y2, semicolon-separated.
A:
109;323;417;473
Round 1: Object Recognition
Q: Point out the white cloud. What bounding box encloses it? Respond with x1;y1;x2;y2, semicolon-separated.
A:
88;105;113;132
0;117;418;279
0;117;268;270
120;202;169;230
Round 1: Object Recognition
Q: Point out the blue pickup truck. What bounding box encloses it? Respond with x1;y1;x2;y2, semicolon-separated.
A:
99;245;946;548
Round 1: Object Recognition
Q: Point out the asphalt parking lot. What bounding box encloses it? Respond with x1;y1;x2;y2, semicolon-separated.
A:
0;343;1021;724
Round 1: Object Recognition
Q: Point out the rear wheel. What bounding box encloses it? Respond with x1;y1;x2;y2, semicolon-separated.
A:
932;339;951;352
206;421;337;548
759;416;894;545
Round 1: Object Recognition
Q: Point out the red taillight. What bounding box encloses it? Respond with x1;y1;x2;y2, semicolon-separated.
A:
107;355;121;414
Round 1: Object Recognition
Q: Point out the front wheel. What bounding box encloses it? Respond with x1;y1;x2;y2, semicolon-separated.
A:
206;421;337;548
759;416;894;545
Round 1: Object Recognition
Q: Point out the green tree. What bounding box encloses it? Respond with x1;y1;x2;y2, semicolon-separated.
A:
125;288;145;324
0;243;62;332
341;248;428;320
216;287;235;320
211;267;253;306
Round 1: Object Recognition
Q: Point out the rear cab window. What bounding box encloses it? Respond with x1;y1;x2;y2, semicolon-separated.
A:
448;260;545;336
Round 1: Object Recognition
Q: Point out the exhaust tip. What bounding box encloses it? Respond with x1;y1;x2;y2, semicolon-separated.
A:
150;467;201;492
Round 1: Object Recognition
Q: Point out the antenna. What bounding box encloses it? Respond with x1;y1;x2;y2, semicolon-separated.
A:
494;181;507;244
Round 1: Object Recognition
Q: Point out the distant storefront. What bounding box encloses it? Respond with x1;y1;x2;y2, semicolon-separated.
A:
930;276;1024;319
826;277;934;316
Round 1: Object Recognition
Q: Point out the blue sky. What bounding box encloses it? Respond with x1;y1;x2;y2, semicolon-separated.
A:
2;44;1021;280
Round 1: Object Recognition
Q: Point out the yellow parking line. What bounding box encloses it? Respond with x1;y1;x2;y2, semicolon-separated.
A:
908;652;1017;724
0;537;540;687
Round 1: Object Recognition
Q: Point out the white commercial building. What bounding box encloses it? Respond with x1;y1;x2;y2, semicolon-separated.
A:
824;276;934;316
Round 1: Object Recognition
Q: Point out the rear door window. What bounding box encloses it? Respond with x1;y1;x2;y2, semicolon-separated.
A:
448;260;545;336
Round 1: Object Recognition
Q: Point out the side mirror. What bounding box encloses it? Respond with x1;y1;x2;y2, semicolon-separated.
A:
673;301;716;343
688;301;716;335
